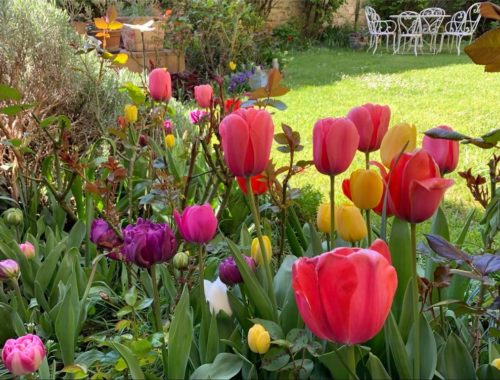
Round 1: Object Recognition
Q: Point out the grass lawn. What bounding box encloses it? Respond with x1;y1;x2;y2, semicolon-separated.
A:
271;48;500;249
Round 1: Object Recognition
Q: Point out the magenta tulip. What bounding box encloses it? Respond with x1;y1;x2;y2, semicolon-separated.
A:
312;117;360;175
148;68;172;102
174;204;218;244
219;108;274;177
194;85;213;108
2;334;46;376
422;125;459;175
347;103;390;153
292;239;397;345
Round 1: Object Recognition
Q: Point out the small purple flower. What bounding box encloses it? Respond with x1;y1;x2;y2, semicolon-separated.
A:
163;119;173;134
90;219;121;250
189;109;208;125
121;218;177;268
0;259;19;280
219;256;256;286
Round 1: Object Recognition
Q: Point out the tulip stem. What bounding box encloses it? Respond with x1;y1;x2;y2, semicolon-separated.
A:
11;279;28;321
365;209;372;246
150;264;168;378
245;176;278;320
332;345;359;380
410;223;420;380
198;244;205;305
365;152;369;170
330;175;335;249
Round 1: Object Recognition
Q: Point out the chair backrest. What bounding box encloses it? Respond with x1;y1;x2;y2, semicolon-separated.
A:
397;11;422;35
364;6;381;34
446;10;466;33
420;7;446;34
460;2;482;35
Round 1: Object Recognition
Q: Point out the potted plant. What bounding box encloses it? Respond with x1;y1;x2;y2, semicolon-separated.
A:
87;6;123;53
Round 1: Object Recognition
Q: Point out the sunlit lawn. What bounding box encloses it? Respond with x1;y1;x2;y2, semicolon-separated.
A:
271;48;500;249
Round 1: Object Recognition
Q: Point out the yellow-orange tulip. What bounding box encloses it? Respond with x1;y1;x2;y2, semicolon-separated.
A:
248;324;271;354
251;236;272;266
165;134;175;148
124;104;138;123
317;203;336;233
379;123;416;168
335;204;367;242
492;358;500;370
348;169;384;210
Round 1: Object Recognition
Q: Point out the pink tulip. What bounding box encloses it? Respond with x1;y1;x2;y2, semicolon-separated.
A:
422;125;459;175
219;108;274;177
194;85;213;108
2;334;46;376
312;118;360;175
174;204;218;244
292;239;397;345
148;68;172;102
18;242;35;259
0;259;19;280
347;103;390;153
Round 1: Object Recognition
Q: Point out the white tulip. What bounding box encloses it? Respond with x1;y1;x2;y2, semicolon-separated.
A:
203;277;232;316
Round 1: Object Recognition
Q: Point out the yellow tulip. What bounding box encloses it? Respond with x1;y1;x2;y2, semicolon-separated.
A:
229;61;237;71
349;169;384;210
317;203;336;233
379;123;416;168
123;104;138;123
251;236;272;266
493;358;500;370
165;134;175;148
335;204;367;242
248;324;271;354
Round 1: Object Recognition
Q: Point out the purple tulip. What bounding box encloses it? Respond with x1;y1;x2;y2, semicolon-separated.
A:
219;256;256;286
90;219;121;250
174;204;218;244
0;259;19;280
163;119;173;134
121;219;177;268
189;109;207;125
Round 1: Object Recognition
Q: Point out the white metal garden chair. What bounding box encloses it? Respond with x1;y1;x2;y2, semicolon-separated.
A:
438;3;482;55
419;7;446;53
364;6;397;54
394;11;423;56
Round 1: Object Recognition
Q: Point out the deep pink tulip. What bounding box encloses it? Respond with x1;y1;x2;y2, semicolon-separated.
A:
312;118;360;175
148;68;172;102
388;149;454;223
292;239;397;345
422;125;459;175
2;334;46;376
219;108;274;177
174;204;218;244
194;85;213;108
347;103;390;153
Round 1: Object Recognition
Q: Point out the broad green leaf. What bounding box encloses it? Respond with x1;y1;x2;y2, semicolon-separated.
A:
385;312;412;379
120;82;146;105
406;315;437;379
261;347;290;371
111;342;146;379
0;103;33;116
367;353;391;380
318;345;369;380
190;353;243;380
398;279;414;341
477;364;500;380
124;286;138;307
55;285;78;365
251;318;284;340
204;311;219;364
481;128;500;145
0;84;21;101
437;333;476;380
273;255;297;307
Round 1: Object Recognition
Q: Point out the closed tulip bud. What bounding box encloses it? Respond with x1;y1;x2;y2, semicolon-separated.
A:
0;259;20;280
165;134;175;148
203;277;232;316
317;203;335;233
19;242;35;259
248;324;271;354
194;85;213;108
163;119;173;134
173;251;189;270
124;104;138;123
3;208;23;226
2;334;46;376
251;236;272;266
422;125;459;175
148;68;172;102
347;103;390;153
174;204;218;244
219;256;256;286
380;123;416;168
345;169;384;210
492;358;500;370
335;204;367;242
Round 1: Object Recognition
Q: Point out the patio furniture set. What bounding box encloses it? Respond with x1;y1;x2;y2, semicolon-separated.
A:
365;3;482;56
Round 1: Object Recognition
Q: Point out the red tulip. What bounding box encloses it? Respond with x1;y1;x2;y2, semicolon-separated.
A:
347;103;390;153
422;125;459;175
225;98;241;113
312;118;359;175
388;149;454;223
292;239;397;345
236;174;268;195
194;84;213;108
219;108;274;177
148;68;172;102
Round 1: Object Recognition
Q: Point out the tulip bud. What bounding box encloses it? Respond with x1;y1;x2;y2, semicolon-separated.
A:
251;236;272;266
165;134;175;148
0;259;20;280
3;208;23;226
316;203;335;233
194;85;213;108
380;123;416;168
174;204;218;244
348;169;384;210
219;256;256;286
19;242;35;260
422;125;459;175
163;119;173;134
335;204;367;242
173;251;189;270
203;277;232;316
492;358;500;370
139;134;148;147
148;68;172;102
124;104;138;123
1;334;46;376
248;324;271;354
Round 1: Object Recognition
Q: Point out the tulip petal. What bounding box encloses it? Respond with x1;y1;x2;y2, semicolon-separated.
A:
365;103;391;150
248;109;274;174
313;119;330;174
342;179;352;200
387;152;412;220
325;119;360;175
369;239;392;264
408;177;454;223
220;114;250;176
347;106;374;152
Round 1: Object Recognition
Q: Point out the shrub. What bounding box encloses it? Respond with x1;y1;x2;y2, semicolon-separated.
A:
294;184;323;223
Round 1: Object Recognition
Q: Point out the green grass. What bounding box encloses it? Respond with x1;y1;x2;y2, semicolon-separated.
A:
270;48;500;249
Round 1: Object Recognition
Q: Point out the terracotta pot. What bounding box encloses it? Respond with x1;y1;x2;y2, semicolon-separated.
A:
87;29;122;53
71;21;88;35
117;16;166;52
123;49;185;73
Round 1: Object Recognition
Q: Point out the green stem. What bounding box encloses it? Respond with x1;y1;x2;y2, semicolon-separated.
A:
365;209;372;246
11;279;28;321
330;175;336;249
410;223;420;379
245;177;278;320
198;244;205;305
150;264;168;378
365;152;370;170
346;345;357;380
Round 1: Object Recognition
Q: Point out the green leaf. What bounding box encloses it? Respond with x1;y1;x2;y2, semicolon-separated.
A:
0;84;21;101
190;353;243;380
111;342;146;379
477;364;500;380
385;312;412;379
406;315;437;379
273;255;297;307
261;347;290;371
437;333;476;380
39;115;59;128
398;279;414;341
121;82;146;105
481;128;500;145
125;286;138;307
168;286;193;380
0;103;33;116
367;353;391;380
55;285;78;365
205;311;219;364
318;345;369;380
250;318;284;340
